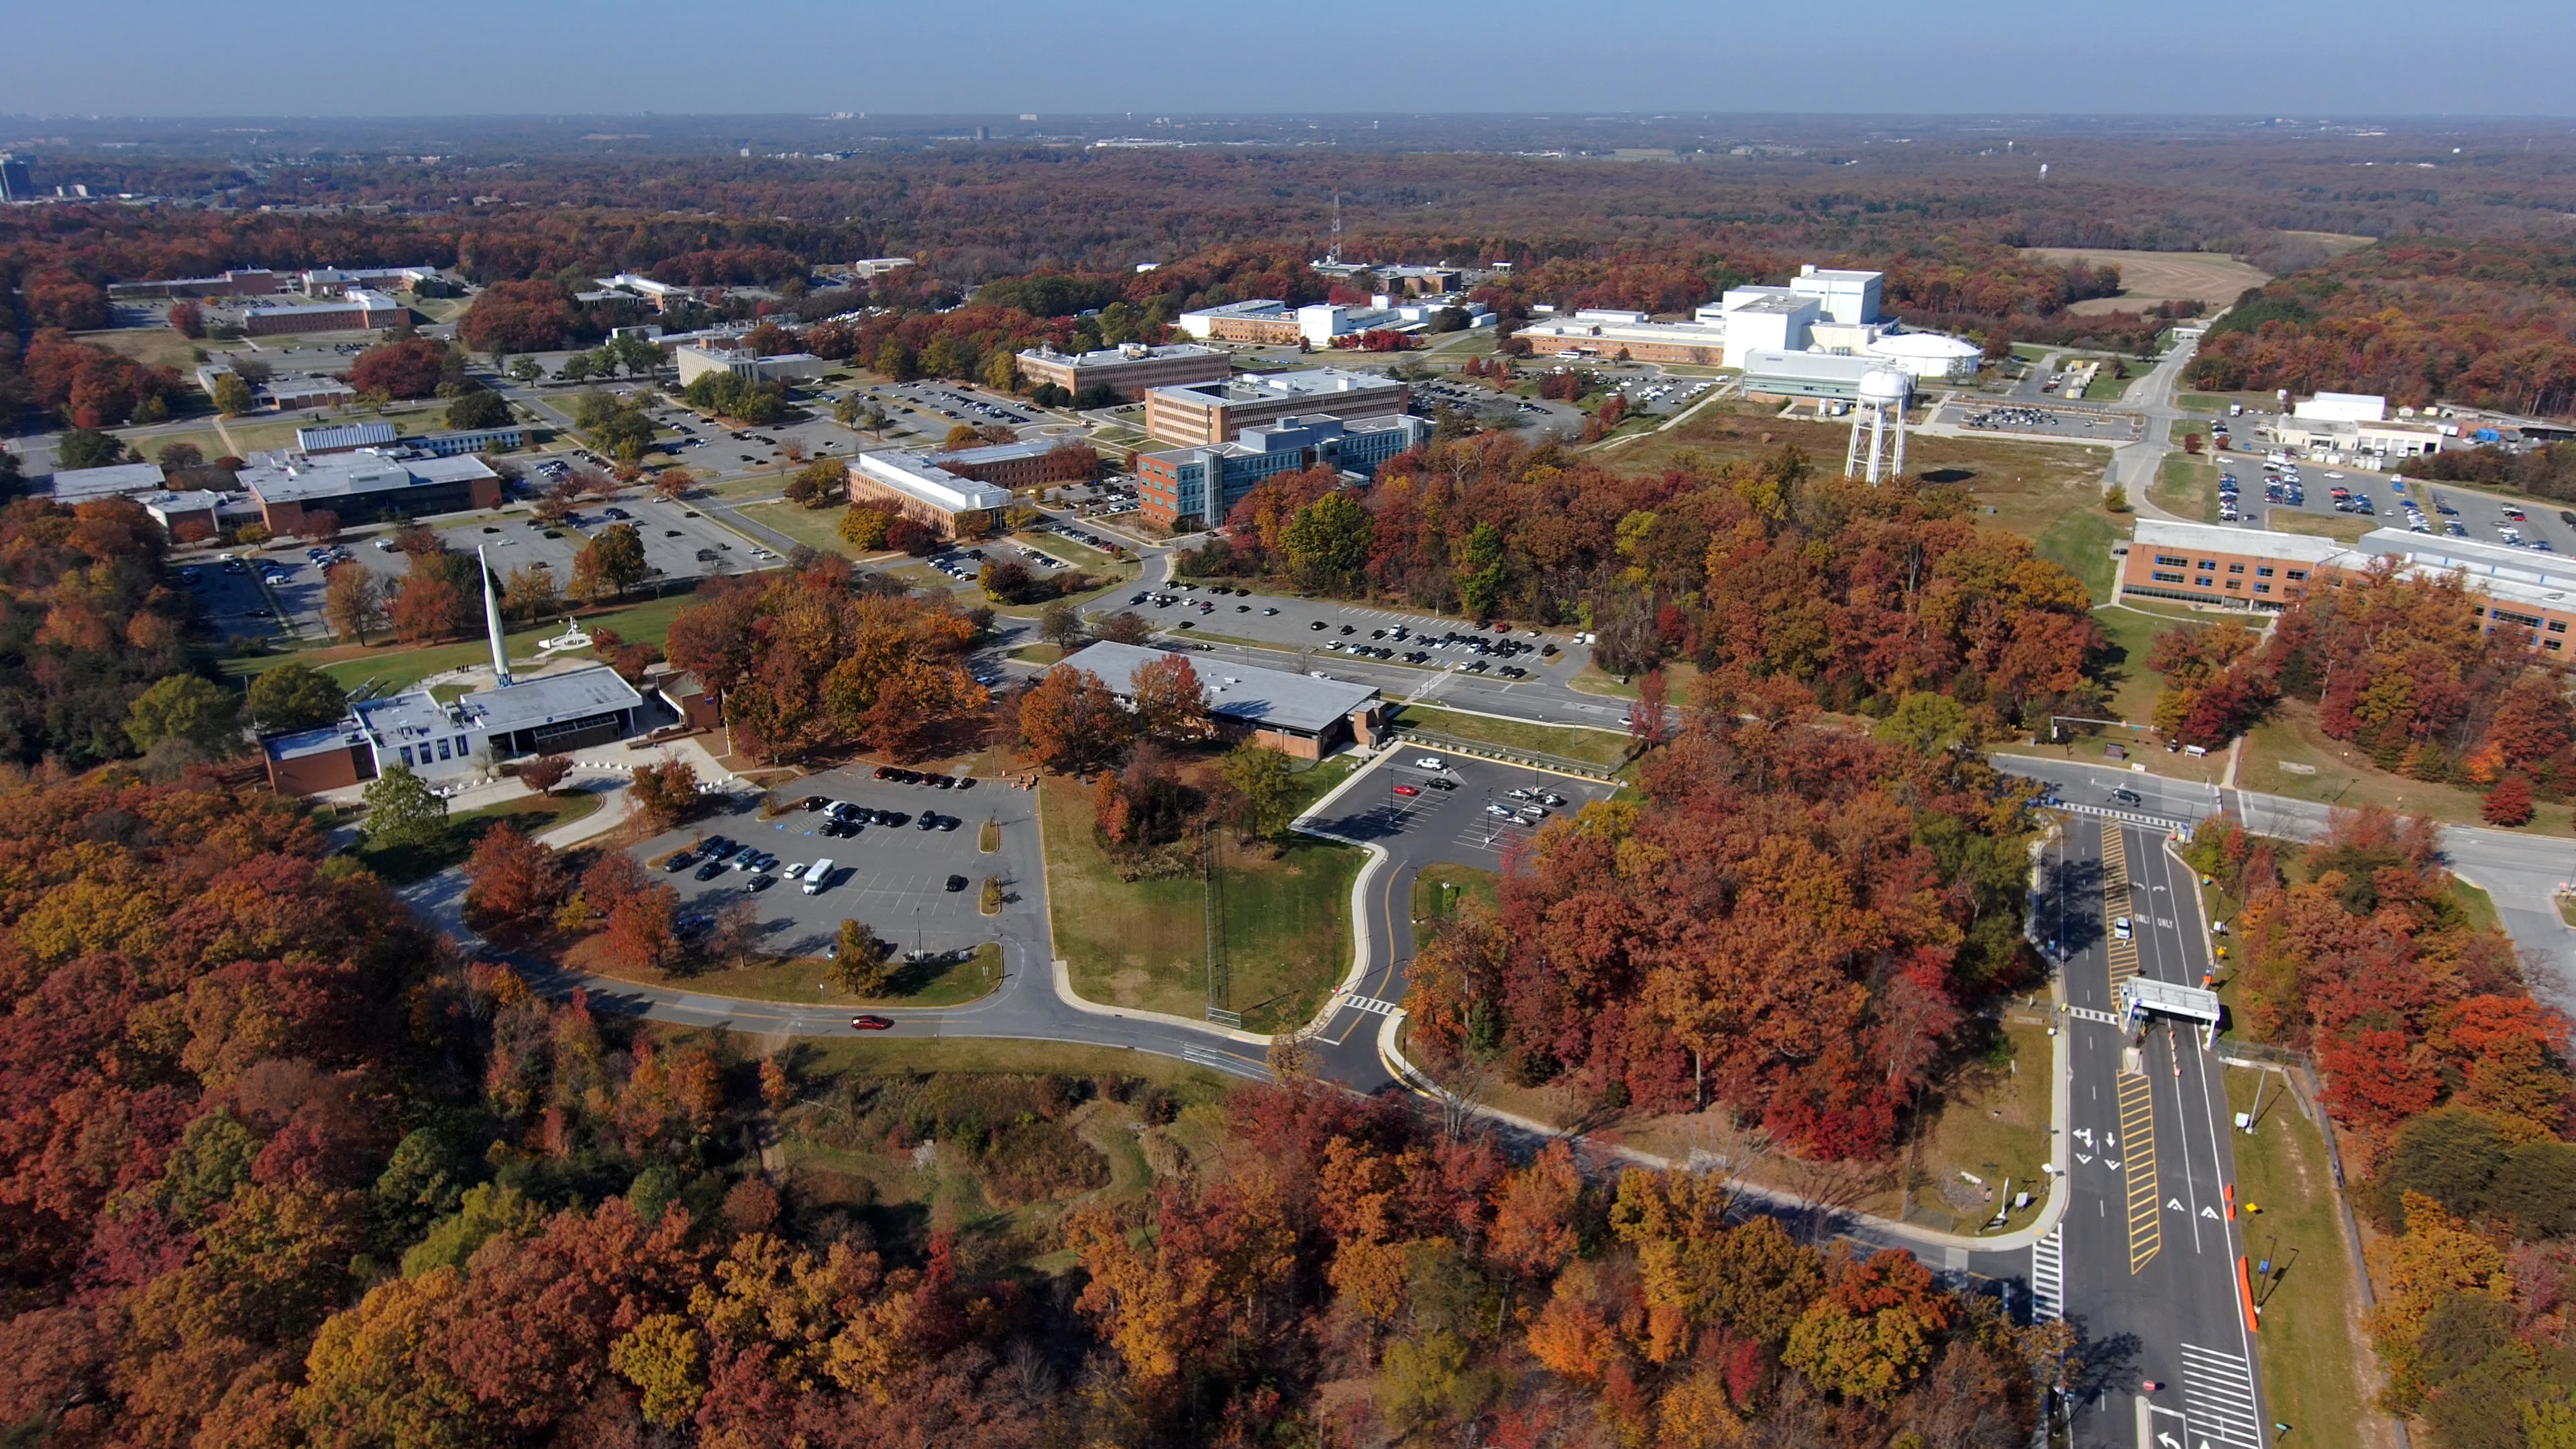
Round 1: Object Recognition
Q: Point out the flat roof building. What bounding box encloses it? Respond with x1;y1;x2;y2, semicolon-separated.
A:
674;344;828;386
1016;341;1233;400
1738;349;1898;405
239;453;502;532
853;258;916;278
225;288;406;336
297;421;400;454
1136;413;1428;529
107;268;282;301
1791;265;1884;326
2292;392;2387;423
48;461;169;505
1176;300;1304;346
2116;519;2576;659
1054;641;1386;760
1142;368;1409;447
922;437;1094;492
847;451;1013;539
1513;310;1732;366
263;663;647;795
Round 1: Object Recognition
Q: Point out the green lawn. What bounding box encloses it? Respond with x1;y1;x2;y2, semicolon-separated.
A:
2447;879;2500;934
1039;776;1358;1033
2153;452;2219;522
737;499;858;556
1391;704;1631;769
2092;605;2176;728
351;791;600;883
2037;510;2122;603
224;588;706;698
2226;1068;2371;1449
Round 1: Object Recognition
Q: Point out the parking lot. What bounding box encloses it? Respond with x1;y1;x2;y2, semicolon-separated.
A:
228;492;778;637
1307;749;1620;867
633;763;1041;966
1937;400;2141;443
2220;451;2576;554
1097;580;1582;684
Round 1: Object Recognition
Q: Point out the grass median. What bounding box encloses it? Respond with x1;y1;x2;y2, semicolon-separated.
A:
1391;703;1630;769
1038;775;1357;1033
586;941;1002;1008
352;790;600;883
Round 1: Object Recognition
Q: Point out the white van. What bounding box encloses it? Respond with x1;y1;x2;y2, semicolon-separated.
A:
802;859;834;895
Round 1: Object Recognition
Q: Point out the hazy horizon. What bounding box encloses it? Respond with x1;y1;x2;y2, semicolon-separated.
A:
7;0;2575;119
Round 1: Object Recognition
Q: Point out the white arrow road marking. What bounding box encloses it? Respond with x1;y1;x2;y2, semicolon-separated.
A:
2167;1197;2186;1212
2202;1205;2220;1219
2159;1433;2182;1449
2077;1153;2095;1165
2107;1159;2122;1169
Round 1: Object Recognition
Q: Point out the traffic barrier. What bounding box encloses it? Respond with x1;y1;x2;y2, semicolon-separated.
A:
2238;1255;2261;1334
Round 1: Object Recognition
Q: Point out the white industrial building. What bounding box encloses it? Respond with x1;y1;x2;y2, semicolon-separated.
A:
2292;392;2388;423
675;344;828;386
1864;330;1986;382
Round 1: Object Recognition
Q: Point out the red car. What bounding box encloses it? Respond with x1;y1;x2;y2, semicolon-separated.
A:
850;1014;894;1031
1391;784;1419;796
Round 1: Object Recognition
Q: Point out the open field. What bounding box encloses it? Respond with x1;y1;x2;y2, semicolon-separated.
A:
76;326;216;373
2280;231;2377;257
2225;1068;2377;1449
1039;775;1357;1033
2021;248;2271;316
1392;703;1631;768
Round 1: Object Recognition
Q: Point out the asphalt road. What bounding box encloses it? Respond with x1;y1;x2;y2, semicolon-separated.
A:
2046;818;2269;1449
1998;755;2576;1019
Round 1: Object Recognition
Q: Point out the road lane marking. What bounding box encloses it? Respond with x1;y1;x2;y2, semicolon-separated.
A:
1180;1045;1269;1079
2178;1343;2264;1448
2120;1070;2161;1273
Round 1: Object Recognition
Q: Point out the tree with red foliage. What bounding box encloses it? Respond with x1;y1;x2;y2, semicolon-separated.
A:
463;822;570;927
519;755;573;796
463;279;584;354
390;568;472;643
2481;773;2535;826
346;336;450;400
167;301;205;338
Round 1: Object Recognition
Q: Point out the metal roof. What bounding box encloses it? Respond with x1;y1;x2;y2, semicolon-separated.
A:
1055;641;1379;735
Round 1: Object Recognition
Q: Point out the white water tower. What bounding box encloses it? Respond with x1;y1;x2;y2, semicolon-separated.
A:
1844;367;1913;484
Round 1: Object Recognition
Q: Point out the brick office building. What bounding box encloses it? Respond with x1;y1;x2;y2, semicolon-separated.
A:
1141;368;1409;447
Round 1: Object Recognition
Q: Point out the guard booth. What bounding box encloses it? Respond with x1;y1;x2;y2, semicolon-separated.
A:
2119;977;2224;1046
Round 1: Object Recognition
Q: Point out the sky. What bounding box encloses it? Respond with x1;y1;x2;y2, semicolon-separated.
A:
6;0;2576;118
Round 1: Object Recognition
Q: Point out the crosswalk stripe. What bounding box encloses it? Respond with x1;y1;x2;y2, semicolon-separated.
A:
1338;994;1401;1016
2069;1006;2121;1025
2031;1226;2065;1322
1180;1046;1269;1079
2119;1071;2161;1273
2179;1343;2265;1448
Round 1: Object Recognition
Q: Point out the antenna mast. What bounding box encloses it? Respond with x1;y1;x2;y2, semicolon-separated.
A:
1329;190;1342;266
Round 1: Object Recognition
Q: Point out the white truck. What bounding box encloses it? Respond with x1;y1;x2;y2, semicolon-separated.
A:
802;858;835;895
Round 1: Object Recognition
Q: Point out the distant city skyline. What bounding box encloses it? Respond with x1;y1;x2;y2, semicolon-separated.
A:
5;0;2575;119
